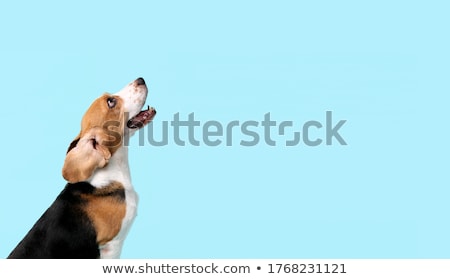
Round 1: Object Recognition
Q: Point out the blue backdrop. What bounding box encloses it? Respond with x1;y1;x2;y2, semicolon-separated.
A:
0;1;449;258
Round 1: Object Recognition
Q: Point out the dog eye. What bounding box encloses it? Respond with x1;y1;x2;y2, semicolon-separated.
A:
107;97;117;108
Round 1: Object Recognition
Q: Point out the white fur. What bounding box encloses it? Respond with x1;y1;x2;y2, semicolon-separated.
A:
87;79;148;259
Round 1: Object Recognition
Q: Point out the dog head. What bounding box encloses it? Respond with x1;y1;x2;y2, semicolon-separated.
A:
62;78;156;183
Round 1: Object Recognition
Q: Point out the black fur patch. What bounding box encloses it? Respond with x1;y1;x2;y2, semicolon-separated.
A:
8;182;101;259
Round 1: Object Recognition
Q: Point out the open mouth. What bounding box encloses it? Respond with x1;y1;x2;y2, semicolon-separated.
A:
127;106;157;129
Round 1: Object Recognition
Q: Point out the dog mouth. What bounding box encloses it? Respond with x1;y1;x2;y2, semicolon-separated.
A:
127;106;157;129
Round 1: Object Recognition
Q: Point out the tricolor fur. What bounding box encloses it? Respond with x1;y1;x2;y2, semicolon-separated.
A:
8;78;156;259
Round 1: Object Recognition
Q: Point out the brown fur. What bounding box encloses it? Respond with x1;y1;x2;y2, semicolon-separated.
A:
62;94;125;183
81;182;126;246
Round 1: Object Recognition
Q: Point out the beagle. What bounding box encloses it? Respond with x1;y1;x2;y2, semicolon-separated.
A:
8;77;156;259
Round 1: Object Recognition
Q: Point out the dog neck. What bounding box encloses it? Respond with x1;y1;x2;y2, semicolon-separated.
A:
87;145;132;190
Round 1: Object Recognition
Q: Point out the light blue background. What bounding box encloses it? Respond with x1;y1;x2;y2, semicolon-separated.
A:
0;1;449;258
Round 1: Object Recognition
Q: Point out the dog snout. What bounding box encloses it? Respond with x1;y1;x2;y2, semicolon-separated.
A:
135;77;146;86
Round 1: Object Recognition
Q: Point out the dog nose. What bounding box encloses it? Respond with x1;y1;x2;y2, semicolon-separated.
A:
136;77;146;86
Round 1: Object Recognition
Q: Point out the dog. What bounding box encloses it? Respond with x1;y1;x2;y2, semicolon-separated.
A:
8;77;156;259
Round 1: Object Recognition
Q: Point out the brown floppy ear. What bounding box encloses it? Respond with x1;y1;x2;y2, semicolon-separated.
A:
62;128;112;183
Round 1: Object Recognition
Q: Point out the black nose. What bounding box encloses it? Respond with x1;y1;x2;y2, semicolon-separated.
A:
136;77;146;86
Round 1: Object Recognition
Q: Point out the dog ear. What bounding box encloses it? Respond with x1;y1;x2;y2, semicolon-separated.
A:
66;135;80;154
62;128;112;183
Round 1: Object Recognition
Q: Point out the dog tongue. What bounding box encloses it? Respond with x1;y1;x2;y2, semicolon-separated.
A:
127;106;156;129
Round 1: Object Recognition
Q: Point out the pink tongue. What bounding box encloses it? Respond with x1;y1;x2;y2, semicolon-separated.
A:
127;107;156;129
